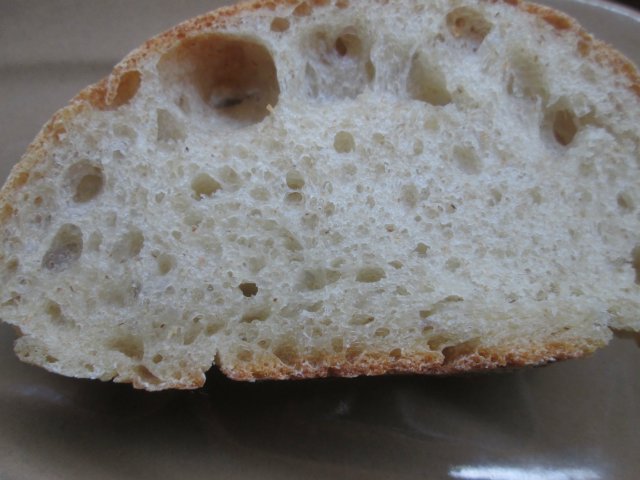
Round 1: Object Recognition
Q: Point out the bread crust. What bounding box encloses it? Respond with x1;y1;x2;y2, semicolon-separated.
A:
220;339;602;383
1;0;638;388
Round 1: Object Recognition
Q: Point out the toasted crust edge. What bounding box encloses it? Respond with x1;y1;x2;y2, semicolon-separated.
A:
217;338;604;383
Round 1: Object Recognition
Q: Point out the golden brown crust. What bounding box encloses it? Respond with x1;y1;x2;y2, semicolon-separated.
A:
220;340;602;382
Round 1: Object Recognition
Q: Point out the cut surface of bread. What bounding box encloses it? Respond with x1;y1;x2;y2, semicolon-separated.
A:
0;0;639;390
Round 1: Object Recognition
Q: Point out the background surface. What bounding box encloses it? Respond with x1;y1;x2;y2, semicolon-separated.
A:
0;1;639;479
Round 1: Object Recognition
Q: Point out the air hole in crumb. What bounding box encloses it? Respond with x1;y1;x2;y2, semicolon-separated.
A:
286;170;305;189
3;258;19;279
346;343;364;361
239;282;259;297
45;300;76;328
285;192;304;204
375;327;390;337
183;319;203;346
446;7;493;48
389;260;403;269
133;365;161;385
334;131;355;153
258;339;271;349
152;354;163;364
350;314;374;326
331;337;344;352
42;224;83;272
251;186;270;201
205;322;224;336
270;17;290;32
293;1;312;16
335;27;362;57
445;257;462;272
156;253;176;275
237;349;253;362
65;160;104;203
300;268;341;290
108;335;144;360
415;243;429;256
552;108;578;146
110;70;142;108
401;184;419;208
356;266;386;283
304;27;372;100
241;306;271;323
506;47;549;100
45;355;58;364
631;245;640;285
617;191;635;212
407;53;451;106
191;173;222;199
157;109;186;142
157;34;279;126
274;340;299;365
99;279;142;306
111;228;144;262
427;334;452;351
389;348;402;359
442;339;480;364
453;145;482;174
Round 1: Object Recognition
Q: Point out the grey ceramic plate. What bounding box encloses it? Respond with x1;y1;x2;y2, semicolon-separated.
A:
0;1;639;479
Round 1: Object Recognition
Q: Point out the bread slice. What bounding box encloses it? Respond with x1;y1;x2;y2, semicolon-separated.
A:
0;0;638;391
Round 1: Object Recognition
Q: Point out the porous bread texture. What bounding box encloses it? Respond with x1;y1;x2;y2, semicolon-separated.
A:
0;0;639;390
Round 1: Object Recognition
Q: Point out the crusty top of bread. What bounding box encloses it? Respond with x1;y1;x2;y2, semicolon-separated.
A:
0;0;639;390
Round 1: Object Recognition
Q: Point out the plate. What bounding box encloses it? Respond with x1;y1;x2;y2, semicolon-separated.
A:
0;1;639;479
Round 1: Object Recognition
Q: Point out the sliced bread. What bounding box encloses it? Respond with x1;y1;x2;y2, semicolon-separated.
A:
0;0;639;390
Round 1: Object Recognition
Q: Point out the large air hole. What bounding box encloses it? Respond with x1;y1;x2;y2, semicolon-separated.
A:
157;109;186;142
453;145;482;174
111;228;144;262
407;53;451;106
445;7;492;49
108;334;144;360
552;109;578;146
92;70;141;110
156;253;176;275
273;339;299;366
42;224;83;272
191;173;222;199
356;266;386;283
241;306;271;323
303;26;374;100
543;101;580;147
44;300;76;328
350;314;374;326
239;282;259;297
442;339;480;364
110;70;142;108
299;268;341;290
133;365;161;385
270;17;290;32
65;160;104;203
158;34;280;126
506;47;549;100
